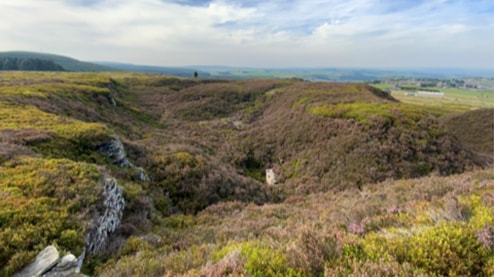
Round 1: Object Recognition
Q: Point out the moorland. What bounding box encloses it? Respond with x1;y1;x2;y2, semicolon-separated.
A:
0;71;493;276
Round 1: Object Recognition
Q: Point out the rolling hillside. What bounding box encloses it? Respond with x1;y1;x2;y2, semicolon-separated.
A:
0;51;208;78
0;72;492;276
0;51;115;72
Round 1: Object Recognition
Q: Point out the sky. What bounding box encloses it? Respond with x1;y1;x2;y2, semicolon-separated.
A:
0;0;493;68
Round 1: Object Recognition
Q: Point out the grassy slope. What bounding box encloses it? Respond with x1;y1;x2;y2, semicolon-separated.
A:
97;168;494;276
0;72;137;275
0;72;492;276
441;108;494;164
230;82;477;192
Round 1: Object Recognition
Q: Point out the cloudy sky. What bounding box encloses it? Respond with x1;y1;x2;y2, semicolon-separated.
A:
0;0;493;68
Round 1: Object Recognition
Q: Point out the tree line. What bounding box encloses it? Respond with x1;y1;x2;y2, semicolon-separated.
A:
0;57;65;71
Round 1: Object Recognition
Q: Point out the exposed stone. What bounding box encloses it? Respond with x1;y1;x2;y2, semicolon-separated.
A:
98;138;132;168
266;168;277;185
14;245;59;277
134;167;150;182
76;249;85;272
85;177;125;254
99;137;150;183
43;253;79;277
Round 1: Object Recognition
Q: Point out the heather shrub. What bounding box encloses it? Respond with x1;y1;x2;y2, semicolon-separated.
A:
235;82;475;192
119;237;151;256
441;108;494;164
164;214;196;230
287;228;339;276
161;244;212;274
97;250;166;277
147;148;270;214
200;249;245;277
325;257;426;277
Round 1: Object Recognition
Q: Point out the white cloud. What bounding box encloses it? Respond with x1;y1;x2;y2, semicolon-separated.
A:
0;0;492;68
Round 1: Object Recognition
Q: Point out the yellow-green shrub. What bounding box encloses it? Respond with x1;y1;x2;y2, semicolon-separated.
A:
404;223;486;276
352;223;487;276
0;157;102;275
465;195;494;230
119;237;151;256
0;102;113;161
213;241;301;277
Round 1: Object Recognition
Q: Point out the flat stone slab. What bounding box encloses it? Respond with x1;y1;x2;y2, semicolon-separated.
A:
45;253;79;276
14;245;59;277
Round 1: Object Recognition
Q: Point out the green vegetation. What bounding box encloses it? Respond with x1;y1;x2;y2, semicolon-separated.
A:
442;108;494;164
0;71;492;276
310;102;424;124
95;168;494;276
0;157;102;276
0;57;64;71
0;51;115;72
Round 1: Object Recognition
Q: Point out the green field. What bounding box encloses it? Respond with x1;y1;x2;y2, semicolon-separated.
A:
372;84;494;115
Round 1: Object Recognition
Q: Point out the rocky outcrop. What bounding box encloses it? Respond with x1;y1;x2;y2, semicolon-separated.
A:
13;246;86;277
44;253;81;277
99;137;150;182
15;177;125;276
85;177;125;255
98;138;132;168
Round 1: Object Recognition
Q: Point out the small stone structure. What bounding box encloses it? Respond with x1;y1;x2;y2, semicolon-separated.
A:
266;168;277;185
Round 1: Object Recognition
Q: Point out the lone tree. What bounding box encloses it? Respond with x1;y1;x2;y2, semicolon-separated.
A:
194;71;198;78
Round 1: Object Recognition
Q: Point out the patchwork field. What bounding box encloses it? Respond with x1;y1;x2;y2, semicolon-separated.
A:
373;83;494;115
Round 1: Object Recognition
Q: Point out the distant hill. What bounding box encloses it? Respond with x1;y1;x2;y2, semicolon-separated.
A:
0;51;115;72
95;61;210;78
0;56;65;71
193;66;494;81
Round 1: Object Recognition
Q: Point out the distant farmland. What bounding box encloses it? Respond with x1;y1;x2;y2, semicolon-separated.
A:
373;84;494;115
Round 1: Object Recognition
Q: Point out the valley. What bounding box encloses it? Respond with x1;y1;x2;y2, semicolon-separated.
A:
0;71;492;276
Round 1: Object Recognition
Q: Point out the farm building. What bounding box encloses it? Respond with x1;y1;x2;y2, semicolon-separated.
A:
418;91;444;97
